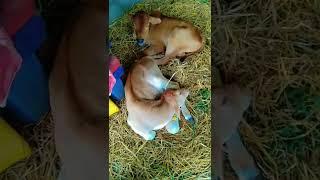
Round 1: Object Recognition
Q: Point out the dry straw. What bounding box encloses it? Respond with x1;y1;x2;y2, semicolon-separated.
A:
214;0;320;179
0;114;60;180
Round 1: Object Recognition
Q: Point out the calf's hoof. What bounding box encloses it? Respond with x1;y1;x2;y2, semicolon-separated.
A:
143;131;156;141
165;119;180;134
185;115;195;125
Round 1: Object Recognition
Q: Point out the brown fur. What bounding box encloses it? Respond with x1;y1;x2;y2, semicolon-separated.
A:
129;56;180;100
127;56;194;124
125;71;189;140
49;1;107;179
131;11;203;65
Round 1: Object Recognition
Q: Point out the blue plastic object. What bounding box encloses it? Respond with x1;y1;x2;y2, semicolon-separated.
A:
113;66;124;78
136;39;145;47
109;0;142;25
4;54;50;124
110;65;125;102
108;41;112;49
13;16;46;57
111;78;125;102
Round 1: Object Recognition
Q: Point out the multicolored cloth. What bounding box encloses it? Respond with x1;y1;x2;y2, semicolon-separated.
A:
0;27;22;107
109;70;116;96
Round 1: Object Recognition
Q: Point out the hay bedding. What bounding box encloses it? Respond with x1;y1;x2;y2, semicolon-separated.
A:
214;0;320;179
109;0;211;179
0;114;59;180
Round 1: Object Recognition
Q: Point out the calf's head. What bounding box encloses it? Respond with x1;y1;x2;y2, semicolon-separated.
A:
163;89;189;116
131;11;161;46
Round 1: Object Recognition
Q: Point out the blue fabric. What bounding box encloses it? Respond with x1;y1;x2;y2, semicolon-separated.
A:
13;16;46;57
4;15;49;124
4;54;50;124
109;0;141;25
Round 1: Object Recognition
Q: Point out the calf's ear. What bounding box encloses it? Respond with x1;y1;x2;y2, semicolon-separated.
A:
149;17;161;24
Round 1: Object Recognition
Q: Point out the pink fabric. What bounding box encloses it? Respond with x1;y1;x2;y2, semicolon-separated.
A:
109;70;116;96
109;56;120;73
0;0;34;36
0;27;22;107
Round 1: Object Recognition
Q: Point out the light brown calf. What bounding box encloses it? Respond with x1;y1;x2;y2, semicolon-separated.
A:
128;56;195;124
131;11;203;65
125;71;189;140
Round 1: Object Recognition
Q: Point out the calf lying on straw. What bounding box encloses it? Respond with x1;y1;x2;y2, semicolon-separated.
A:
126;74;189;140
131;10;203;65
125;56;194;140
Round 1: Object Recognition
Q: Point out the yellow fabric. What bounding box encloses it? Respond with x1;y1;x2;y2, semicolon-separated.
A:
0;118;31;173
109;99;119;116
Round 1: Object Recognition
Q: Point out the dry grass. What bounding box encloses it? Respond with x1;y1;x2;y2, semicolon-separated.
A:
214;0;320;179
0;114;59;180
109;0;211;179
